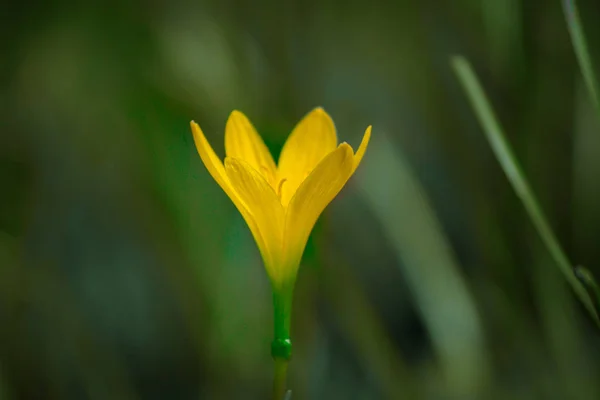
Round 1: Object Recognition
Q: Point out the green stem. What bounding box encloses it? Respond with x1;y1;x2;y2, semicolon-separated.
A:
271;284;294;400
272;358;289;400
272;286;293;348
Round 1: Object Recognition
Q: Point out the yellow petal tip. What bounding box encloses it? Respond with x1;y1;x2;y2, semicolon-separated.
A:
362;126;372;148
228;110;251;125
312;106;329;116
303;107;330;120
352;125;371;172
336;142;355;160
190;120;203;137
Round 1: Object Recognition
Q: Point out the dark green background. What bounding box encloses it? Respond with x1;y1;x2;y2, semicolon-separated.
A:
1;0;600;399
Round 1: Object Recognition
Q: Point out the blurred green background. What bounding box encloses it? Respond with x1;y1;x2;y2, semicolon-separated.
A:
2;0;600;399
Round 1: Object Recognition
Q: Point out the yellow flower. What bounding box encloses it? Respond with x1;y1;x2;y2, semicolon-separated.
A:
191;108;370;288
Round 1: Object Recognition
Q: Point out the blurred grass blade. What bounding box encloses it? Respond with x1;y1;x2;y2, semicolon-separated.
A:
574;266;600;317
451;56;599;325
358;134;490;396
562;0;600;116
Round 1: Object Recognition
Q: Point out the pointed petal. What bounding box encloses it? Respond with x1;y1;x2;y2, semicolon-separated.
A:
225;157;285;283
191;121;267;261
283;144;354;272
277;108;338;206
225;110;277;186
353;126;371;173
191;121;233;199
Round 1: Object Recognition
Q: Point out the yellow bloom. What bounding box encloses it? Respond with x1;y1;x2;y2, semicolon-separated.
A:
191;108;370;288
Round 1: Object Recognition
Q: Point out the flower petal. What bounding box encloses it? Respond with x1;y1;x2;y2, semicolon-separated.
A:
225;110;277;187
191;121;267;263
277;108;338;206
224;157;285;283
283;144;354;273
353;126;371;173
191;121;234;200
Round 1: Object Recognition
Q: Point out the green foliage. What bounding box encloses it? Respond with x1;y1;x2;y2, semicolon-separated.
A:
1;0;600;399
452;56;599;326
